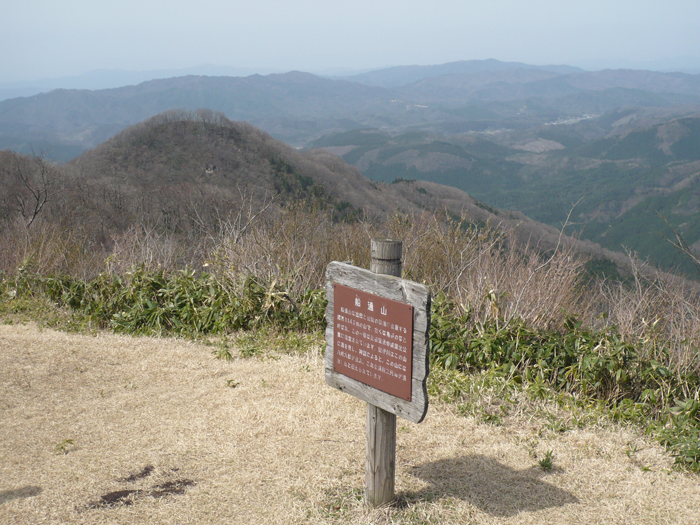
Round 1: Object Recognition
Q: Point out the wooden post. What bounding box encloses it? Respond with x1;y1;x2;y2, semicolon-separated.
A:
365;239;401;506
366;403;396;506
370;239;402;277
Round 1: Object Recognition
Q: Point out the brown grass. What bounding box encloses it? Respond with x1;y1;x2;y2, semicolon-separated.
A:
210;208;587;330
4;202;700;375
1;323;699;524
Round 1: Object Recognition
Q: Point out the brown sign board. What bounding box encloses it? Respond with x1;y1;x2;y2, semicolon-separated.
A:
325;261;431;423
333;283;414;401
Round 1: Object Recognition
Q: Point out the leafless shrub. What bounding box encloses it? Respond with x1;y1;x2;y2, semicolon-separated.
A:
597;253;700;375
386;211;587;329
211;207;587;330
211;204;376;295
2;193;699;375
106;224;211;275
0;218;104;279
106;225;178;274
0;151;65;229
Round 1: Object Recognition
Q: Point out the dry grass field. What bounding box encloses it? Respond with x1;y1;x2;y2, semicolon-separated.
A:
2;323;699;524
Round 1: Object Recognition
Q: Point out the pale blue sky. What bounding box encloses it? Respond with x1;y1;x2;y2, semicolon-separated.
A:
2;0;700;82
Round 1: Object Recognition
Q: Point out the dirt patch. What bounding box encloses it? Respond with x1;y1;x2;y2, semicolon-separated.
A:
87;478;195;509
118;465;154;483
1;323;699;524
150;479;196;498
89;489;140;509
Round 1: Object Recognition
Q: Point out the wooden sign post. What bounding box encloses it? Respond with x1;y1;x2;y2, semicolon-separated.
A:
325;239;431;507
367;239;401;506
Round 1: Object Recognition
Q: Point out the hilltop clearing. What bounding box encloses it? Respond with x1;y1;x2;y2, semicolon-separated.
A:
2;323;699;524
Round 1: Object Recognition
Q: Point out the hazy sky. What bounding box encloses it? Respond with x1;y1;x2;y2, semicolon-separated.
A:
3;0;700;82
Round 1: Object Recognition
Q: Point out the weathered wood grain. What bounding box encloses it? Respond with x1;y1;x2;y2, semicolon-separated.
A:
370;239;402;276
325;261;431;424
365;403;396;506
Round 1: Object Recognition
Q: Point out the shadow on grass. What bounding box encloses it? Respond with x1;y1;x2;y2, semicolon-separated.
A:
403;454;578;517
0;486;42;504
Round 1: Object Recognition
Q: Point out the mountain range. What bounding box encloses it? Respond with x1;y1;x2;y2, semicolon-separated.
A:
2;59;700;161
1;58;699;277
312;108;700;275
336;59;584;88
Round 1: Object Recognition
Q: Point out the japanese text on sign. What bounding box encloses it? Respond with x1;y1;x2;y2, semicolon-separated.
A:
333;283;414;401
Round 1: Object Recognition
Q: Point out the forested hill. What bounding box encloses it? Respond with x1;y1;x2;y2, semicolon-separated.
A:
62;109;570;244
66;109;490;224
1;110;632;277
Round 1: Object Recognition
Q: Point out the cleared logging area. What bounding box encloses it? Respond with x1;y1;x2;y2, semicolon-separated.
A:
2;323;699;525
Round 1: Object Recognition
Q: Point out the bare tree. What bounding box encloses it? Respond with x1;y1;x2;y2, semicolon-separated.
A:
0;151;63;229
658;212;700;276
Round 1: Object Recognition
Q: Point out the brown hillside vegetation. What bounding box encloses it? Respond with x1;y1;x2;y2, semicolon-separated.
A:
68;109;420;220
2;323;700;525
67;107;558;233
3;110;700;375
1;109;632;278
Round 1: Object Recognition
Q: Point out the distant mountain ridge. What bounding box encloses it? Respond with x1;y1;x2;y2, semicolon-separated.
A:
0;72;396;159
0;65;282;102
2;59;700;161
338;59;584;88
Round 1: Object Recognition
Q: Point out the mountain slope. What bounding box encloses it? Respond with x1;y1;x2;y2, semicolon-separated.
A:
67;109;423;225
1;110;634;278
65;110;555;240
313;114;700;276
